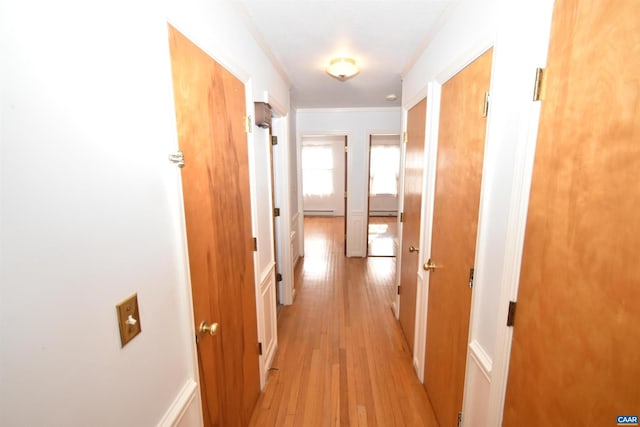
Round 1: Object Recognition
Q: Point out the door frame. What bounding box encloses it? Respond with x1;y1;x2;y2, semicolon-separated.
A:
364;131;402;257
412;40;497;398
298;131;351;254
167;22;258;420
396;2;556;426
395;93;432;376
476;3;555;426
268;103;295;306
168;21;283;396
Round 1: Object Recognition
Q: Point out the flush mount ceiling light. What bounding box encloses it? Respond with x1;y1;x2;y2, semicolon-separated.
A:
326;57;359;80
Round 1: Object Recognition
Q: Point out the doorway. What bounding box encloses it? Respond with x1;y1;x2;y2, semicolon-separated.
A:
399;99;427;354
422;48;493;427
502;0;640;424
167;25;261;426
300;135;348;254
366;134;401;257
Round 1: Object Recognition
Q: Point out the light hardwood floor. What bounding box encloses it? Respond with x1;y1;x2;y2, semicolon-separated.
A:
249;217;438;426
367;216;398;257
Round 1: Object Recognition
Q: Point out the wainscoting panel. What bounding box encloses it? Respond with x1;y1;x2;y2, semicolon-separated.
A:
291;213;300;266
461;340;492;426
258;263;278;383
347;210;366;257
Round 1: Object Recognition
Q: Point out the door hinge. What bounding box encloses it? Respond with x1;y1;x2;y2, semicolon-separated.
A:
400;212;404;223
468;267;475;289
482;92;490;118
457;411;462;427
271;135;278;145
276;273;283;282
252;237;257;252
168;150;185;168
344;191;347;199
344;145;348;153
274;207;280;217
245;115;252;133
258;342;263;355
507;301;517;327
533;67;547;101
397;285;400;295
403;131;408;144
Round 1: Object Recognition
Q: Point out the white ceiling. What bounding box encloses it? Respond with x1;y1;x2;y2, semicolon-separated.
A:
235;0;456;108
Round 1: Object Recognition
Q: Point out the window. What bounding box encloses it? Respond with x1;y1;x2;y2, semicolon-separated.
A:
369;144;400;196
302;145;334;197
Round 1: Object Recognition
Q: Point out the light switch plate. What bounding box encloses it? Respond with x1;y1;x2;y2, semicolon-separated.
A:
116;293;141;347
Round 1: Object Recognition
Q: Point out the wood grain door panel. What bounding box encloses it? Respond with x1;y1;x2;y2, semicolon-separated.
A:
168;25;261;426
399;98;427;353
423;48;493;427
503;1;640;425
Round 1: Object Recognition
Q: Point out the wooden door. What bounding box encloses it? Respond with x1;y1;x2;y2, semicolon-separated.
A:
399;98;427;352
503;1;640;425
423;49;492;427
168;26;261;426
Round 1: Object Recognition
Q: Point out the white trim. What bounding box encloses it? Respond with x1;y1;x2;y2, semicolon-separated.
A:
469;340;493;382
271;115;295;305
413;81;441;382
256;263;278;388
403;86;428;112
401;1;459;77
245;80;272;391
346;210;366;257
435;38;495;85
296;107;402;114
169;103;203;426
228;3;292;89
464;3;555;426
296;129;305;259
394;107;409;320
258;261;277;286
412;271;426;381
156;380;199;427
267;92;288;118
165;21;250;84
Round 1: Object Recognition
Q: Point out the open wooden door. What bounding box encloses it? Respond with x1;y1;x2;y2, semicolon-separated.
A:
503;1;640;425
399;98;427;352
423;48;493;427
168;26;261;426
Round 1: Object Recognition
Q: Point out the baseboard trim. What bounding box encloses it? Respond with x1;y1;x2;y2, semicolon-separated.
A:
156;379;198;427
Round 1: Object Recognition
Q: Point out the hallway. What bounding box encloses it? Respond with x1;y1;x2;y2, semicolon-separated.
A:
249;217;437;426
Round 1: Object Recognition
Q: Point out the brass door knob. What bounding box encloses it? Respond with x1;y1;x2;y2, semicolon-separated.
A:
423;259;441;272
408;246;419;253
199;321;219;336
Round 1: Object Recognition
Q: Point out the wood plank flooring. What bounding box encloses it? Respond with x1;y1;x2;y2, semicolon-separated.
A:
367;216;398;257
249;217;438;426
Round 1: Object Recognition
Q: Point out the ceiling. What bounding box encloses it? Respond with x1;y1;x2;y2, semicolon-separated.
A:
235;0;456;108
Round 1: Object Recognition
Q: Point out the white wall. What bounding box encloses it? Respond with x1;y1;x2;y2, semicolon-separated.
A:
0;0;289;425
401;0;555;425
296;108;401;256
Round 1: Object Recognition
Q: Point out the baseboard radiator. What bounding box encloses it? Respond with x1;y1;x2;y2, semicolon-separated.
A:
304;209;335;216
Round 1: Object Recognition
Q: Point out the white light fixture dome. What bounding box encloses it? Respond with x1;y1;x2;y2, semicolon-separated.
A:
326;57;359;80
